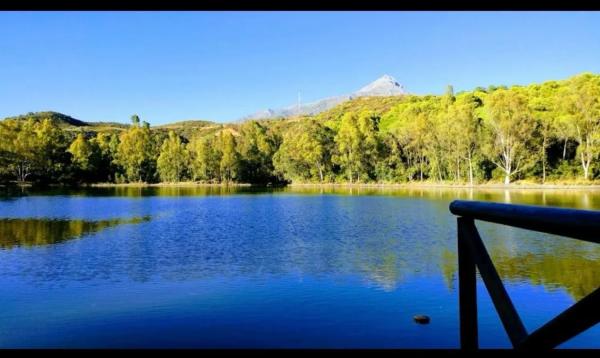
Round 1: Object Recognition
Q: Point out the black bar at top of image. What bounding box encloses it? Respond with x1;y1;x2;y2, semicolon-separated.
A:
1;1;600;11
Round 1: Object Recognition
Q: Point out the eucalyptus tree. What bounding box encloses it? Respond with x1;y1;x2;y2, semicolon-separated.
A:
386;97;439;181
333;112;362;183
216;130;240;183
529;82;560;183
188;134;220;181
0;118;67;183
273;119;334;182
333;110;380;183
68;132;98;180
483;88;537;185
91;132;120;182
237;121;277;183
115;116;157;182
157;131;190;182
561;73;600;180
443;95;482;185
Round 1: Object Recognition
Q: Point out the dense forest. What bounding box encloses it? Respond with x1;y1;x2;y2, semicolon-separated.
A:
1;72;599;186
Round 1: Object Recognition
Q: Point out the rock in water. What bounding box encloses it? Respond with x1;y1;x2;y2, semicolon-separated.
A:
413;315;430;324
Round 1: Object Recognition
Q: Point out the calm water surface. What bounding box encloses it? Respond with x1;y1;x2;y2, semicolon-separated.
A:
0;186;598;348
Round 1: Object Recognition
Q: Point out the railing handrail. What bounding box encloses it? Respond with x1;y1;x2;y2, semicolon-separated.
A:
449;200;600;244
450;200;600;350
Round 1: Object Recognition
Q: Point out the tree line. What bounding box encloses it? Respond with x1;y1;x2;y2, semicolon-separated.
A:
1;72;599;186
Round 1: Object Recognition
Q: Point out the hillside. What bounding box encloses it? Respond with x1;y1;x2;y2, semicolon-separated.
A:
4;111;89;128
315;95;409;130
0;112;224;138
1;72;600;186
242;74;406;121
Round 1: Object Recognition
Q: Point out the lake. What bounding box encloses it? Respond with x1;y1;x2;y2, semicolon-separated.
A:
0;186;599;348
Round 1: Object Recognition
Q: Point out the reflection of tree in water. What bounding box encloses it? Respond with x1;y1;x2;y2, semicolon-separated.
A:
13;185;271;198
279;187;600;210
1;189;599;298
13;186;600;210
0;216;150;249
440;239;600;301
359;252;403;291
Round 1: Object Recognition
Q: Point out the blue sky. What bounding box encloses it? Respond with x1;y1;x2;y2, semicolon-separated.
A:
1;11;599;125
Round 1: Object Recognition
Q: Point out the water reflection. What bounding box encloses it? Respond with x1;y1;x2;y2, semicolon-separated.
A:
0;189;598;347
0;190;599;297
7;185;600;210
0;216;151;249
441;248;600;301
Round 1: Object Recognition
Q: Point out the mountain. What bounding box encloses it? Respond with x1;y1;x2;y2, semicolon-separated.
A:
242;74;406;120
354;74;406;96
4;111;89;128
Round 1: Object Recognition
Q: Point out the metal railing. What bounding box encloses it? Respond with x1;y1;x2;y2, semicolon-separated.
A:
449;200;600;350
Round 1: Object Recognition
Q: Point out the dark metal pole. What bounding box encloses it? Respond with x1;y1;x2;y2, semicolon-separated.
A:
462;219;528;347
458;217;478;350
518;286;600;350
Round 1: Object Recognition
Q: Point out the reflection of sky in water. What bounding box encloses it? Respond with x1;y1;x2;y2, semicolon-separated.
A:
0;187;598;348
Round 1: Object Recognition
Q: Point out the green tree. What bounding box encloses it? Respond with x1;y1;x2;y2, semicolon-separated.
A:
68;133;95;172
237;121;276;183
333;112;362;183
273;119;333;182
216;130;240;182
114;116;156;182
375;132;406;182
0;118;67;183
34;118;69;181
333;111;380;183
91;132;120;182
449;95;483;185
529;83;560;183
188;134;220;181
483;89;537;184
561;74;600;180
386;98;438;181
157;131;190;182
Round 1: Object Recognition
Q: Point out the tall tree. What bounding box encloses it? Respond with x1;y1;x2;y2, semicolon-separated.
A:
114;116;156;182
449;95;483;185
273;119;333;182
237;121;276;183
216;130;240;182
68;132;98;176
529;83;559;183
333;112;362;183
0;118;67;183
91;132;120;182
484;89;537;184
157;131;190;182
387;98;438;181
188;134;220;181
375;132;406;182
332;111;380;183
561;74;600;180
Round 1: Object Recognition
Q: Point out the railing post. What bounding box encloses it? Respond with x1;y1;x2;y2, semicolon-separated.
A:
458;217;478;350
451;200;600;349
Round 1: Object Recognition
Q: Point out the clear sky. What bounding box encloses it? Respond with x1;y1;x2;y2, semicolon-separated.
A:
1;11;599;125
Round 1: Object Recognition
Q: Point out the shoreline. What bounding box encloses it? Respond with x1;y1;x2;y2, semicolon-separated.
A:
83;182;600;190
5;182;600;190
287;182;600;190
86;182;253;188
